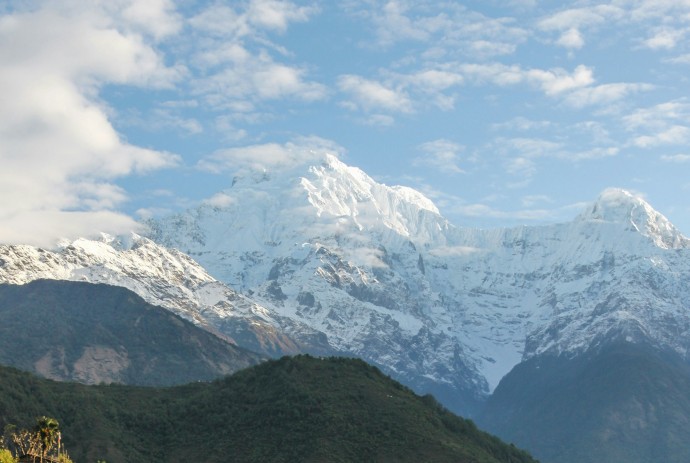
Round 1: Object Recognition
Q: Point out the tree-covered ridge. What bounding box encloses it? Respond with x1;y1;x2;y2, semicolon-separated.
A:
0;356;537;463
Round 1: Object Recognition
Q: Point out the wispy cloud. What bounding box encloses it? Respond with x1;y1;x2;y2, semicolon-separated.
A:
664;53;690;64
337;75;413;113
457;63;594;96
343;0;528;58
537;5;624;49
186;1;325;113
197;136;345;173
623;99;690;130
642;27;686;50
189;1;317;39
562;83;653;108
491;117;552;132
202;192;238;208
537;2;690;55
624;99;690;149
192;49;327;110
633;126;690;148
414;139;465;174
337;67;466;115
661;154;690;163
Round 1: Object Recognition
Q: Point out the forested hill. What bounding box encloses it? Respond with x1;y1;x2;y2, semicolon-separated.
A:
0;355;537;463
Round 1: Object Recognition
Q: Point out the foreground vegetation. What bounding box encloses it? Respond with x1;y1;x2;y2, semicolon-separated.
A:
0;355;536;463
1;416;73;463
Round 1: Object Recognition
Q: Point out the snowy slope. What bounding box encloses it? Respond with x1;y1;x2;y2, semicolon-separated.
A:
148;155;487;410
0;234;331;357
147;155;690;413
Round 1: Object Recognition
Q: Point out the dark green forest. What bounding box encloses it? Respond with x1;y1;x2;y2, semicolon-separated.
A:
0;355;537;463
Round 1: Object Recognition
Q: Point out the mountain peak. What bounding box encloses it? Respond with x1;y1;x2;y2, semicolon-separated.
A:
578;188;688;249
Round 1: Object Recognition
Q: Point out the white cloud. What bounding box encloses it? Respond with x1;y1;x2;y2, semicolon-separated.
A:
661;154;690;163
440;60;652;112
528;64;594;95
414;140;465;174
193;48;327;111
492;117;552;132
1;211;143;248
556;28;585;49
113;0;182;40
537;2;690;54
623;100;690;130
406;69;464;92
490;134;618;180
468;40;519;57
505;157;537;177
338;75;413;113
345;247;389;268
360;0;441;45
337;66;467;115
521;195;554;207
344;1;527;58
458;63;594;96
643;27;685;49
187;1;325;112
0;1;180;247
665;53;690;64
624;100;690;149
362;114;396;127
501;137;563;159
538;7;612;31
633;125;690;148
568;147;619;160
203;193;238;208
123;108;203;135
197;137;345;173
189;1;316;38
537;5;624;48
627;1;690;22
562;82;653;108
247;0;316;32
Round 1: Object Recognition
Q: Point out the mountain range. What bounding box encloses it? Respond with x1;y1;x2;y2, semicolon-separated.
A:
146;155;690;413
2;153;689;461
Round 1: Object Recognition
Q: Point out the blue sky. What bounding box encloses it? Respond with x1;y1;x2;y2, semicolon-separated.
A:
2;0;690;246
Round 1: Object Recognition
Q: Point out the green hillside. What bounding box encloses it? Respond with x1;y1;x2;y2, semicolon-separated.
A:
0;356;537;463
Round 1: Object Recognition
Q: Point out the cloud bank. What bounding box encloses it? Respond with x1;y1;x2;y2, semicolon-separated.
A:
0;1;180;246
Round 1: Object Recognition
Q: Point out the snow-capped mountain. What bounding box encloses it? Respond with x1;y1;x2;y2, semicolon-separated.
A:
3;153;689;416
145;154;690;414
0;233;331;357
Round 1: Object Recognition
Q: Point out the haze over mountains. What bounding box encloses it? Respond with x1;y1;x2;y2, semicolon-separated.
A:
1;153;689;462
